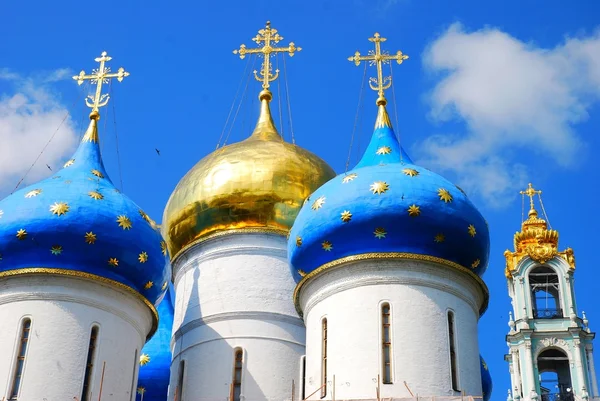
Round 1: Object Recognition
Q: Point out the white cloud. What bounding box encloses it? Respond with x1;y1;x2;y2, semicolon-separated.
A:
418;23;600;207
0;69;78;196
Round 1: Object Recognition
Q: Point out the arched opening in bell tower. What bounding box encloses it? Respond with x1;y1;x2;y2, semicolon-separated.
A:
538;349;573;401
529;266;562;319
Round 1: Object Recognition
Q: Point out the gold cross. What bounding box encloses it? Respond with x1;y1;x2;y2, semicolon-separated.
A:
233;21;301;90
348;33;409;103
72;51;130;115
520;183;542;210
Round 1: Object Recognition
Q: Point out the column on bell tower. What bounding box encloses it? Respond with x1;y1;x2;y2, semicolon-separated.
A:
504;183;598;401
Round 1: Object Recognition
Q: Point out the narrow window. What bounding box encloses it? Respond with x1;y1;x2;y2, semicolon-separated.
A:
232;349;243;401
130;350;138;401
321;318;328;398
175;360;185;401
10;318;31;399
81;326;99;401
448;311;459;391
301;355;306;401
381;303;392;384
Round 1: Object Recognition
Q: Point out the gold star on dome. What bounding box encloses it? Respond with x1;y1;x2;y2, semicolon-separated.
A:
340;210;352;222
144;281;154;290
160;241;167;256
161;281;168;291
468;224;477;237
402;168;419;177
137;387;147;395
472;259;481;269
50;245;63;255
50;202;69;216
139;210;151;223
25;189;42;198
370;181;389;195
108;257;119;267
63;159;75;168
376;146;392;155
89;191;104;200
312;196;326;211
296;236;302;247
298;269;307;277
434;233;445;243
139;354;151;366
342;173;358;183
321;241;333;251
91;169;104;178
438;188;453;203
16;229;27;240
85;232;97;244
374;227;387;239
407;204;421;217
117;215;132;230
138;252;148;263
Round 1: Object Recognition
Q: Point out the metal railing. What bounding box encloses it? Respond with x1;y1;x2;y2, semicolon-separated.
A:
533;308;563;319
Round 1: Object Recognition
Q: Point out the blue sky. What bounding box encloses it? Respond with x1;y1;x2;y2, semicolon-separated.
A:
1;1;599;399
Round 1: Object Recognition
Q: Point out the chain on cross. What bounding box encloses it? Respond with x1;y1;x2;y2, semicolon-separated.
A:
72;51;130;116
348;33;408;103
520;183;542;211
233;21;301;90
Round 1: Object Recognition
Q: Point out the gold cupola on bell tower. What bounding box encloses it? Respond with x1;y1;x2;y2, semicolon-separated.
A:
162;22;335;262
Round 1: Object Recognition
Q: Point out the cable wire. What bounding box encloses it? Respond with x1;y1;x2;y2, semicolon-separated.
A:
223;55;256;147
345;62;368;173
538;193;552;229
110;80;124;191
389;63;403;162
276;53;284;139
282;54;295;144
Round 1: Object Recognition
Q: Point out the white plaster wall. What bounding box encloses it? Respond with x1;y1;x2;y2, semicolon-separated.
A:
169;233;305;401
0;275;153;401
299;260;486;400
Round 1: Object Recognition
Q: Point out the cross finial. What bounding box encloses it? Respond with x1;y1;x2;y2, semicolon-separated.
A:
233;21;301;97
520;183;542;212
72;51;130;119
348;33;409;105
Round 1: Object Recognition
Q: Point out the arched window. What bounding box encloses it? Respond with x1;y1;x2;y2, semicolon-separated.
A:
447;311;459;391
81;326;99;401
538;349;573;401
232;349;243;401
175;360;185;401
130;350;139;401
529;266;562;319
381;303;392;384
10;318;32;399
321;318;328;399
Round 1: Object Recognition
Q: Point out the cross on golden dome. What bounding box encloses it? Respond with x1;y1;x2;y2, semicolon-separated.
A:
348;33;409;105
520;183;542;212
233;21;301;91
72;51;130;117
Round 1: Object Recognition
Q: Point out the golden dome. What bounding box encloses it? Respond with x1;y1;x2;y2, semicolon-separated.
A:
162;90;336;261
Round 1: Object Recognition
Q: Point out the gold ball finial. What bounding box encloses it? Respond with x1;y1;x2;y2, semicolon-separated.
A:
89;110;100;120
259;89;273;102
376;96;387;106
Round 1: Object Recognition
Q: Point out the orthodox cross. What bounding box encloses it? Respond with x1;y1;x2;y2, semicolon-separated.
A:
348;33;409;101
72;51;130;114
520;183;542;210
233;21;301;90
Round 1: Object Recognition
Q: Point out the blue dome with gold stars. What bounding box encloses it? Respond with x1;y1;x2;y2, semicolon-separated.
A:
0;113;170;332
288;101;489;286
481;355;492;401
137;283;174;401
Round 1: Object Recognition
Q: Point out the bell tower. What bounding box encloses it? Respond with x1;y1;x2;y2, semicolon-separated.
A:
504;183;598;401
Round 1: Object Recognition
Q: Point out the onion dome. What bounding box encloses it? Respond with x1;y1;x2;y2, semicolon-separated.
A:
162;89;335;261
288;99;490;302
0;112;170;336
504;183;574;277
137;283;174;401
481;355;493;401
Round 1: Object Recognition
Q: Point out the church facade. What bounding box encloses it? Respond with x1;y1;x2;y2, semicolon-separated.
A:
0;22;596;401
